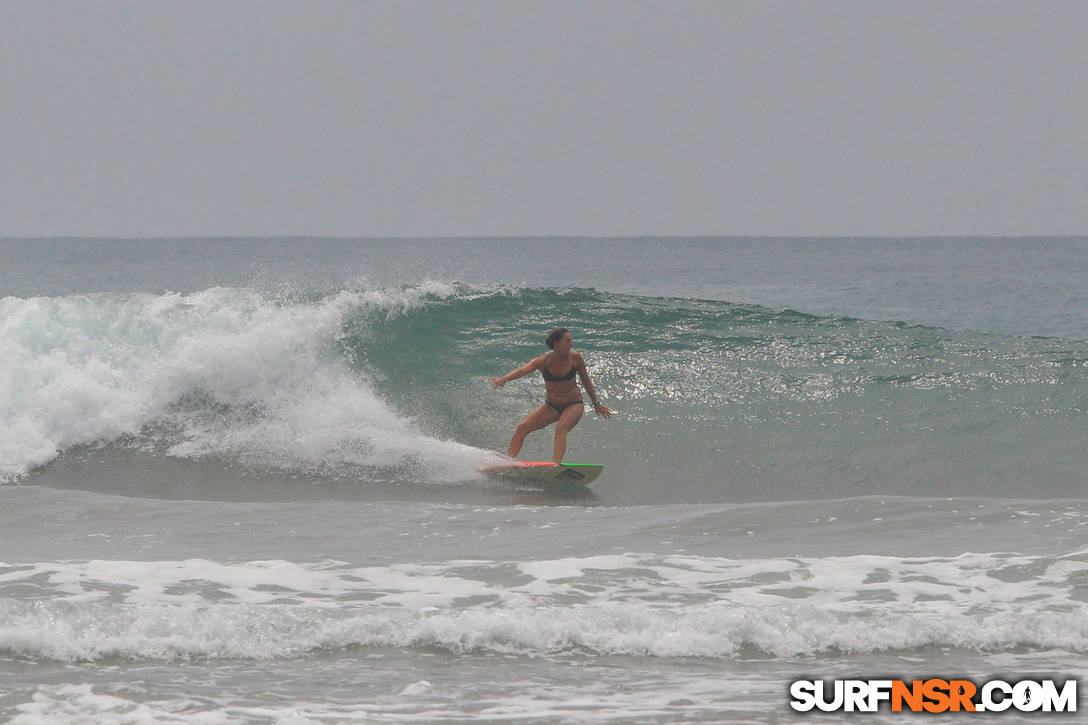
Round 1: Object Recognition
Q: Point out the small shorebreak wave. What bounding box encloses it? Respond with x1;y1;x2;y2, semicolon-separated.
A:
3;551;1088;662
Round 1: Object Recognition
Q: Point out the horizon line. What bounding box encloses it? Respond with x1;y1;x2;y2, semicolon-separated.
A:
4;233;1087;242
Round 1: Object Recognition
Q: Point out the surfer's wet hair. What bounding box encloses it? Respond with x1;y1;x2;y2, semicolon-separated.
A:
546;328;570;349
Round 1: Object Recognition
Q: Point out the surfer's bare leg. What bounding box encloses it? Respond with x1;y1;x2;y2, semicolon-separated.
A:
552;403;584;463
508;404;560;458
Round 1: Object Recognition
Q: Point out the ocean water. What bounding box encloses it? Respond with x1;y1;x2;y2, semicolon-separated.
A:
1;236;1086;723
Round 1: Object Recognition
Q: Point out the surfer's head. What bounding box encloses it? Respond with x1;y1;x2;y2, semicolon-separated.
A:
546;327;571;350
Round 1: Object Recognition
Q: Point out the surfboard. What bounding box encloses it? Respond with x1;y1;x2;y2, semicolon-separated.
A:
482;461;604;486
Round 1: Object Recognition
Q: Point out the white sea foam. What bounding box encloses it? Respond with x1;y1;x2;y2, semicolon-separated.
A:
11;675;768;724
9;684;213;725
3;551;1087;662
0;285;498;482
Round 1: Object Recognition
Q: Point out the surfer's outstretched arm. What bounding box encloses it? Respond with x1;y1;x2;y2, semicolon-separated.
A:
491;357;543;388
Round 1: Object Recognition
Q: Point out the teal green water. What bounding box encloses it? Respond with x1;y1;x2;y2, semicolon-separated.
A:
354;286;1086;502
2;280;1084;503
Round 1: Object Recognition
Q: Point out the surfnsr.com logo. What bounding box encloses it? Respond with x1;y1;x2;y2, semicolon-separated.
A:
790;679;1077;713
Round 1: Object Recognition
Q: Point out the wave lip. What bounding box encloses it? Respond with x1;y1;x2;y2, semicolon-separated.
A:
0;284;492;483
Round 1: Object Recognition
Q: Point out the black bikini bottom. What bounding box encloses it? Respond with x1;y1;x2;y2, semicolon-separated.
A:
545;398;583;414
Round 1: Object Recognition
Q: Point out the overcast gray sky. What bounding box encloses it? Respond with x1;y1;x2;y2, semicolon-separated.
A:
2;0;1086;237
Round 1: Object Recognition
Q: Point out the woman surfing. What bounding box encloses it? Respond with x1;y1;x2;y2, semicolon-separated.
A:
491;327;612;463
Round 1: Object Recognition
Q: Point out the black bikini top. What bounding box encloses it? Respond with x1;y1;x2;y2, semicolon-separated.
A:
541;359;578;382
